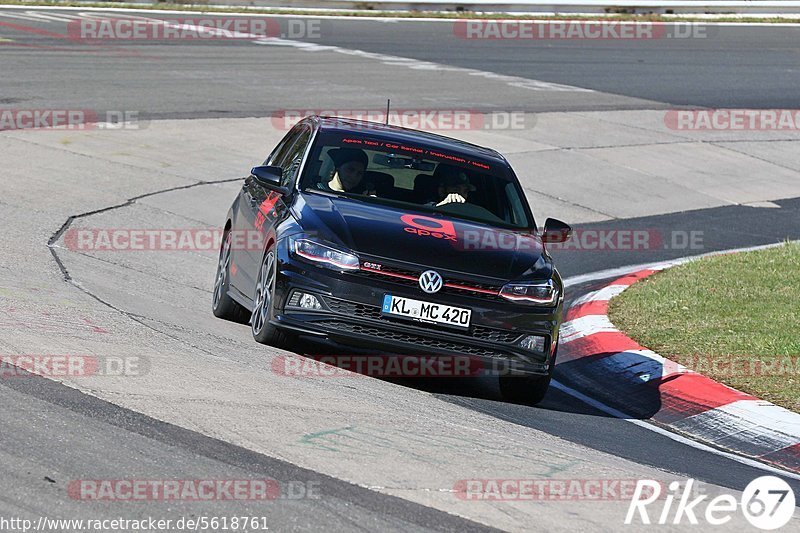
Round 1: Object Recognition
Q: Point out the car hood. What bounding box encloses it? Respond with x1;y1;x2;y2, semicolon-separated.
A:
294;192;553;281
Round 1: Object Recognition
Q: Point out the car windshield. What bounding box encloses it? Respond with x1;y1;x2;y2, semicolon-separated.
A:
299;132;533;229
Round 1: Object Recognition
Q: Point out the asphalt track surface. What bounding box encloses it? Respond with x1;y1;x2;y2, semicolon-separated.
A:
1;7;800;532
269;18;800;109
2;10;800;115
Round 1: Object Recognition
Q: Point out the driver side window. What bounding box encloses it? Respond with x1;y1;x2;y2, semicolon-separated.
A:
266;130;296;167
278;127;312;188
266;125;311;189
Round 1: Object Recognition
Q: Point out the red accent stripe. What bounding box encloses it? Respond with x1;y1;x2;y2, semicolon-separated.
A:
444;282;499;296
360;265;418;282
360;266;500;295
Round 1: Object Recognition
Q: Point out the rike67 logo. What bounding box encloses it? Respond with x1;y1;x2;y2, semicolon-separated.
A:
626;477;795;530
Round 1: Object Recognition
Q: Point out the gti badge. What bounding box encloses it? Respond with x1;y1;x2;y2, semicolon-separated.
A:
419;270;443;294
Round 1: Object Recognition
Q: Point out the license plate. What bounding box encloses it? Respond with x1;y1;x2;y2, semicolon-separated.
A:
381;295;471;329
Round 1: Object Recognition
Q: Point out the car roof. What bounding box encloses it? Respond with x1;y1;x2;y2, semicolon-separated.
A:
309;115;510;168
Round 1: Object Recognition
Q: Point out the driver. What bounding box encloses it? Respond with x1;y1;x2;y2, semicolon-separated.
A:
321;148;376;196
432;165;476;207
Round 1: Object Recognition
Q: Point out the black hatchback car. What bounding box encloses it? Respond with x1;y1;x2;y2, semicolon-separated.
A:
213;116;572;404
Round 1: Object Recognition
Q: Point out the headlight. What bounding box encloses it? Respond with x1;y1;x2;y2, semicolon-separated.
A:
499;280;559;306
290;238;360;271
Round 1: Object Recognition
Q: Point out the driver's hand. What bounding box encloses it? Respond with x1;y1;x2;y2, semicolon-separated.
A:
436;193;466;207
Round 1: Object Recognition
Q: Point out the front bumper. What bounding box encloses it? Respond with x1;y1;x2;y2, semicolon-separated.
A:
271;241;563;376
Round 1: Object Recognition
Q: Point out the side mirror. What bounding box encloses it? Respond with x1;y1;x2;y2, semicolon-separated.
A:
250;165;291;196
251;165;282;187
542;218;572;244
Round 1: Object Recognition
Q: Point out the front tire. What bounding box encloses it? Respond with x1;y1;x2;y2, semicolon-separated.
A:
212;229;248;323
499;348;557;406
251;248;293;348
499;373;551;406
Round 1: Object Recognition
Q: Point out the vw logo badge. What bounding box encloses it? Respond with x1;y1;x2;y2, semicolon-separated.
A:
419;270;443;294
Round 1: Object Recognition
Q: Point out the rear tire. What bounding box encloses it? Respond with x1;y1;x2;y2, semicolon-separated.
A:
251;248;294;348
212;229;248;323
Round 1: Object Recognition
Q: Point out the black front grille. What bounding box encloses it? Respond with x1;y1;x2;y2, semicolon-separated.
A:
321;296;522;344
471;326;522;343
313;320;512;358
323;298;382;320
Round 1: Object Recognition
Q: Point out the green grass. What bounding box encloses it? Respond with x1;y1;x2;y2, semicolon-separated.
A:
609;242;800;412
4;0;800;23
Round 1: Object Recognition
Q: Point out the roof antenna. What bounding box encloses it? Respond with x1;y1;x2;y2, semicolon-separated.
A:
385;99;390;125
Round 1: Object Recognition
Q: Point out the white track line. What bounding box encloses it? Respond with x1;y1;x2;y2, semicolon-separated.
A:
253;36;591;92
118;19;593;93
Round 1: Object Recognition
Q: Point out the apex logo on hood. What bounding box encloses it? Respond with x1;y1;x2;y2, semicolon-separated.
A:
400;213;541;253
401;214;457;242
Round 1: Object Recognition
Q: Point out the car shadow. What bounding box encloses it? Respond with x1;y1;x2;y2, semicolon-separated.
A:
552;352;667;420
552;277;666;420
289;337;670;420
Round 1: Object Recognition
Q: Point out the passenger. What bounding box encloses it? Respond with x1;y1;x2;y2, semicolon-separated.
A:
432;165;476;207
321;148;376;196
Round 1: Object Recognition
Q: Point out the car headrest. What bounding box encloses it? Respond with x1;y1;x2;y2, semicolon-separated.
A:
413;173;440;202
304;160;324;186
413;173;436;191
364;170;394;189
